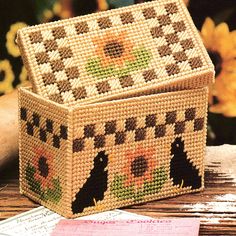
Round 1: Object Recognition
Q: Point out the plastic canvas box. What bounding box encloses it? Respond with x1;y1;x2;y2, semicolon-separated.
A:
17;0;214;218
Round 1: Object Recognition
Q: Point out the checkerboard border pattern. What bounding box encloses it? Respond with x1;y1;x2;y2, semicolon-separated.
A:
73;106;205;153
20;107;68;149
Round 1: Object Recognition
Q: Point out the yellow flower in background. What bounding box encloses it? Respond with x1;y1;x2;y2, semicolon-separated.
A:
6;22;27;57
42;9;54;22
97;0;109;11
0;60;14;94
53;1;62;15
208;73;236;117
200;17;236;117
42;2;71;22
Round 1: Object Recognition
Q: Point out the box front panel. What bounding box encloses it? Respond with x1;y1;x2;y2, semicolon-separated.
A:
71;88;208;217
19;88;70;216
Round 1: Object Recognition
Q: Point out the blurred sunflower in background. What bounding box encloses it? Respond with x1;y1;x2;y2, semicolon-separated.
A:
6;22;28;58
200;18;236;117
0;60;14;94
42;1;72;22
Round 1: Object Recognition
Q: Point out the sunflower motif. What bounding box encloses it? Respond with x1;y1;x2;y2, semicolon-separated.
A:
33;148;54;189
92;30;135;68
25;148;62;203
0;60;14;94
124;146;157;189
87;31;152;79
6;22;27;57
111;145;167;201
200;18;236;117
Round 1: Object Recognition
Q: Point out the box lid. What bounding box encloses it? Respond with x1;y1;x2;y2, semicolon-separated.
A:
17;0;214;106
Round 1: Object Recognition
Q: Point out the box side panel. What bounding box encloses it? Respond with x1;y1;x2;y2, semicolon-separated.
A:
70;87;208;218
19;88;70;216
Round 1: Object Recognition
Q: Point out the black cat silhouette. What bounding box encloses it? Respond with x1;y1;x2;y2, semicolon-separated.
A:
170;137;202;190
72;151;108;214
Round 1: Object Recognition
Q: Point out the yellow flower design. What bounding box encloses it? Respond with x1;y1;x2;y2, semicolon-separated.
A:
6;22;27;57
0;60;14;94
33;148;54;189
124;146;157;189
92;30;135;68
200;18;236;117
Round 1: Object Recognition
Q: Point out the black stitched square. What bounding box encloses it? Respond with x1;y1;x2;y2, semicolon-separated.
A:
46;119;53;133
194;118;204;131
32;113;40;127
185;108;196;121
142;69;157;82
155;125;166;138
94;135;105;148
97;17;112;29
165;63;180;76
20;107;27;121
26;122;34;136
142;7;157;19
39;128;47;142
146;114;156;127
60;125;68;139
175;122;185;134
115;131;126;145
53;135;60;148
73;138;84;152
157;15;171;26
105;120;116;134
166;111;177;124
125;117;137;131
120;12;134;24
76;21;89;34
84;124;95;138
165;3;178;15
135;128;146;141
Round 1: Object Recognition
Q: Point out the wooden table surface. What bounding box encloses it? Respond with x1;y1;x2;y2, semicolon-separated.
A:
0;146;236;235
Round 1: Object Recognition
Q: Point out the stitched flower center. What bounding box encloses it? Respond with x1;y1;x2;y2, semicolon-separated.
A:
131;156;148;177
104;40;124;58
208;50;222;77
38;156;49;178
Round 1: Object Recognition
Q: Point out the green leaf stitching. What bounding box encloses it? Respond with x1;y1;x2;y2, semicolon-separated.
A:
25;163;62;203
86;47;152;79
111;166;167;202
25;163;42;196
44;178;62;203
